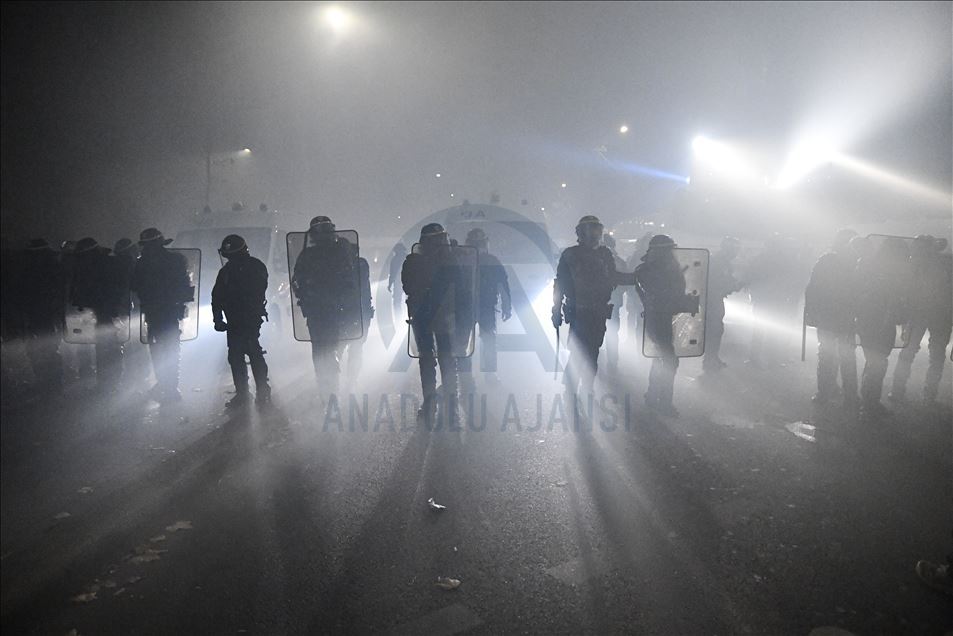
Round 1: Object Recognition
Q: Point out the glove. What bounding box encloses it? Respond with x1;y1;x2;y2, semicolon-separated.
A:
214;320;228;332
551;308;563;329
502;307;512;322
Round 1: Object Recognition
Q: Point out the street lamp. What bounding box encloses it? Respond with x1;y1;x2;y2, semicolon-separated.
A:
322;5;353;35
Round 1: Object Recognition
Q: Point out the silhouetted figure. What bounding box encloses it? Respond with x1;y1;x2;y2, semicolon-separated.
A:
21;238;64;392
625;232;653;350
131;228;195;405
635;235;694;417
703;236;743;373
553;216;635;397
890;235;952;407
388;242;408;314
70;237;128;393
60;240;94;380
804;229;859;410
459;228;511;385
112;238;146;390
855;237;911;420
291;216;359;394
403;223;470;423
212;234;271;409
345;255;374;380
602;233;626;374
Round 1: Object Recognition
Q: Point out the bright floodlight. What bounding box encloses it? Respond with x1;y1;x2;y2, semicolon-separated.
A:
241;148;252;154
323;5;352;33
561;183;567;188
775;138;835;189
690;136;757;183
692;136;715;157
435;173;441;178
619;125;629;134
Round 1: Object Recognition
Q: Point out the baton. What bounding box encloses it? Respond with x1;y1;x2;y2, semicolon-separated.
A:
801;306;807;362
554;324;560;381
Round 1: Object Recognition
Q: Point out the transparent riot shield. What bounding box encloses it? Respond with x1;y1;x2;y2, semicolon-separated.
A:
407;244;478;359
64;300;131;344
140;248;201;343
287;230;363;342
641;248;709;358
866;234;914;348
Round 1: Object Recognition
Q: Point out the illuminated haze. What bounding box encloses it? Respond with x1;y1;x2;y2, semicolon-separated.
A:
2;1;950;243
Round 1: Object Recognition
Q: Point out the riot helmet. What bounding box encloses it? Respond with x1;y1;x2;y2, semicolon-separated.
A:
419;222;450;255
575;215;604;248
643;234;677;263
74;237;101;255
138;227;173;248
219;234;249;259
26;238;52;251
308;216;336;245
114;238;139;258
465;227;489;251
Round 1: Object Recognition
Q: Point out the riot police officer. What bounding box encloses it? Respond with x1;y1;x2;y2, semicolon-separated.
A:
212;234;271;409
804;229;859;409
459;227;511;385
70;237;128;393
344;254;374;380
552;216;636;397
131;228;195;405
403;223;471;423
291;215;359;394
855;237;910;420
635;234;695;417
21;238;65;392
59;239;94;381
889;235;952;407
625;232;654;349
388;242;408;315
703;236;743;373
602;233;626;374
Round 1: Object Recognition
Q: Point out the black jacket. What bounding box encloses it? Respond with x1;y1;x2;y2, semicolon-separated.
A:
554;245;635;315
131;247;194;318
212;254;268;327
71;249;128;318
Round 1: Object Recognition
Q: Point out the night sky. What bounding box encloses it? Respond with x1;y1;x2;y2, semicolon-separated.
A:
2;1;950;244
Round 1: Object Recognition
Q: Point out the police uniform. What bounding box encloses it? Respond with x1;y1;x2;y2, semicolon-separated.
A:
291;216;359;393
804;230;859;407
553;216;635;396
131;228;194;404
703;237;743;372
21;239;65;390
344;256;374;380
635;235;692;415
854;238;911;418
890;236;952;405
212;235;271;406
70;238;128;391
403;223;471;422
459;229;511;377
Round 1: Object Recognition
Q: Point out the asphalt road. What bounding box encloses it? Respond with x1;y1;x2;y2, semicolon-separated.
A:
1;325;951;635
